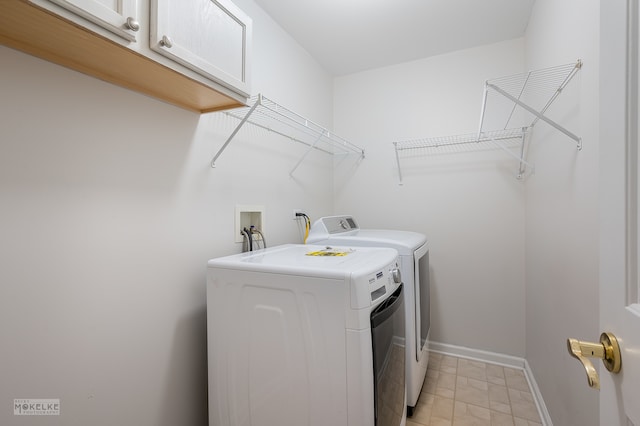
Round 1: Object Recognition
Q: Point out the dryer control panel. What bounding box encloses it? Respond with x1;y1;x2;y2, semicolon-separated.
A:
312;215;359;235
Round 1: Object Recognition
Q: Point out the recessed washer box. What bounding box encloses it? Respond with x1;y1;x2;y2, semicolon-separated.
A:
235;205;264;243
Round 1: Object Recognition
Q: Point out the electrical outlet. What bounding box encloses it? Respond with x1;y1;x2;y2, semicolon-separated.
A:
293;209;303;220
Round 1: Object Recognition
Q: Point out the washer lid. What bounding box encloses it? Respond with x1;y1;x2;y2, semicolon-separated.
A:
207;244;399;279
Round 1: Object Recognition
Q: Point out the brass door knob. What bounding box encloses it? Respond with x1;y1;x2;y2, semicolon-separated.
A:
567;332;621;389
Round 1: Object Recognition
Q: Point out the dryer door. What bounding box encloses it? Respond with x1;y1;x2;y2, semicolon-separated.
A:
414;243;430;361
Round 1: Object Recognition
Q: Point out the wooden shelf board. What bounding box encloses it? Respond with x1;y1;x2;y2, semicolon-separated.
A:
0;0;244;113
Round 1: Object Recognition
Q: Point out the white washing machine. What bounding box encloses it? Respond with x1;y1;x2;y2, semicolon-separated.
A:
307;216;430;416
206;244;406;426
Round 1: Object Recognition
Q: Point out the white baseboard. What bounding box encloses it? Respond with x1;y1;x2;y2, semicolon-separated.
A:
523;359;553;426
428;341;552;426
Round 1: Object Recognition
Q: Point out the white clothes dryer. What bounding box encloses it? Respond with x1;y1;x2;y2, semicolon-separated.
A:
307;216;430;416
206;244;406;426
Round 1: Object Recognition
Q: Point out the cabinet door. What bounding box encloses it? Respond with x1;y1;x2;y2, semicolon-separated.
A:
150;0;252;97
43;0;139;41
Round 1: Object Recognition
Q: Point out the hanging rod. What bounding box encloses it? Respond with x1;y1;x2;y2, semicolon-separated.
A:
210;94;365;174
393;128;532;184
478;60;582;148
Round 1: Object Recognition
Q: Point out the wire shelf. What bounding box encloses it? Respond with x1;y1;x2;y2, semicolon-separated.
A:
394;128;525;151
392;60;582;185
393;128;531;184
478;60;582;146
211;94;365;174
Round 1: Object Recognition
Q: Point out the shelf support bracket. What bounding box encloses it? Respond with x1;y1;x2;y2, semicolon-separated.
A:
289;131;326;177
482;128;534;179
476;82;489;141
517;128;529;179
393;142;404;185
210;94;263;168
486;83;582;149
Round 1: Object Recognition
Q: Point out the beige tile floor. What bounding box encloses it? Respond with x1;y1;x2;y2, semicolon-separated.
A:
407;353;543;426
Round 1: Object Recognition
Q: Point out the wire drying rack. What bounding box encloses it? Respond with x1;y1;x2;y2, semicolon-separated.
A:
478;60;582;147
210;94;365;176
393;128;531;183
393;60;582;184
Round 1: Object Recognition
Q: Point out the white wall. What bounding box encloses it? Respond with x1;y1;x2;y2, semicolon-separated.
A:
0;1;604;425
333;38;527;357
0;1;342;424
332;3;602;422
523;0;601;424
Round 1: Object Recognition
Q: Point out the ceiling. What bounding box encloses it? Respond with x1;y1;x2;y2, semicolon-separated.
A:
253;0;536;76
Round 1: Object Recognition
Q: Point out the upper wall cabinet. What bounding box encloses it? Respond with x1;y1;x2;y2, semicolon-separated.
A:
46;0;140;42
0;0;252;113
150;0;251;97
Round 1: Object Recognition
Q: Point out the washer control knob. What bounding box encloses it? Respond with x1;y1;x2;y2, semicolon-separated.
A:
391;268;402;284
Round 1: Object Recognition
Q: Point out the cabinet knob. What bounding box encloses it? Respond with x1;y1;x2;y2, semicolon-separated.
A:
125;17;140;32
160;35;173;48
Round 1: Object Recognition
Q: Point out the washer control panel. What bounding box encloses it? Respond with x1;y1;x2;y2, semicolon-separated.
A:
368;262;402;303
